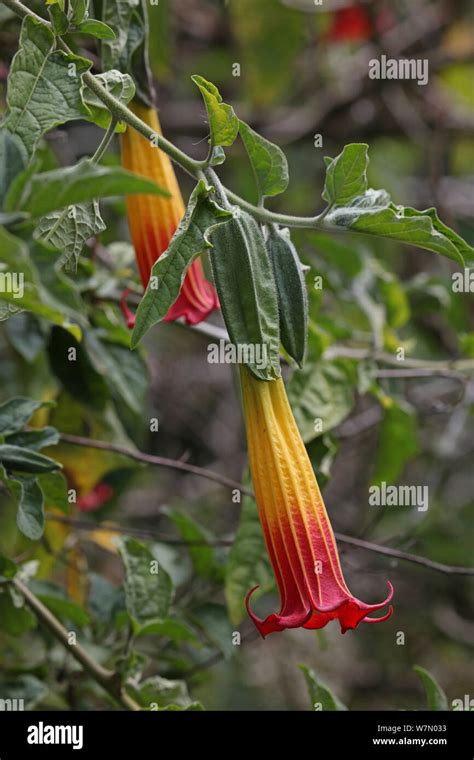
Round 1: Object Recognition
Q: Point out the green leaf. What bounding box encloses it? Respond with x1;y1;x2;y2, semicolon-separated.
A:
35;201;106;272
6;427;59;451
287;359;356;443
84;331;148;414
0;554;17;580
131;181;232;348
81;70;135;131
48;4;69;35
225;476;273;625
267;226;307;367
0;228;82;340
101;0;152;106
322;144;369;206
5;313;48;363
190;603;235;660
239;120;289;198
117;536;173;629
14;477;45;540
37;471;69;513
76;19;116;39
0;119;27;207
31;581;90;626
136;617;199;644
299;665;348;711
20;159;170;218
191;75;239;148
4;17;91;161
71;0;89;25
127;676;194;710
163;506;219;581
0;590;36;635
210;208;281;380
0;397;46;436
414;666;448;711
0;674;47;709
372;401;419;485
0;445;61;474
324;191;467;266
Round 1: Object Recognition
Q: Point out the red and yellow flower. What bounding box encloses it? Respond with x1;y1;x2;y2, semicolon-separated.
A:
121;101;219;325
240;367;393;637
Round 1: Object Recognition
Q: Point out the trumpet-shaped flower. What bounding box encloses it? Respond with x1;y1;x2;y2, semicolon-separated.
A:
121;102;218;325
240;368;393;637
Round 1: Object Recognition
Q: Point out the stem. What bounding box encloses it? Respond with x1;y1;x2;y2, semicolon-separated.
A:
1;0;330;229
92;117;118;163
12;577;140;710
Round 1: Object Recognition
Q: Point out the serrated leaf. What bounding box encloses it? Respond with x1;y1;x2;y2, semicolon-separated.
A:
117;536;173;628
101;0;152;106
20;159;169;218
225;473;273;625
414;666;448;711
191;75;239;148
4;17;91;162
131;180;232;347
81;70;135;130
0;397;47;436
239;120;289;198
322;143;369;206
324;189;468;266
76;19;116;39
35;201;106;272
267;226;307;366
299;665;348;711
287;359;356;443
210;208;281;380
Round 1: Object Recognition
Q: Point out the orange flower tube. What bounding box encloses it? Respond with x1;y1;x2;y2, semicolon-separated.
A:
240;367;393;637
121;102;219;325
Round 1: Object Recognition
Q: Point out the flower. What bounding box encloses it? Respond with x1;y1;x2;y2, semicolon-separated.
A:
240;367;393;637
120;101;219;325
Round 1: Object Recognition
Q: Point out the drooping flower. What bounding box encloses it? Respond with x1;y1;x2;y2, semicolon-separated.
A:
120;101;219;325
240;367;393;637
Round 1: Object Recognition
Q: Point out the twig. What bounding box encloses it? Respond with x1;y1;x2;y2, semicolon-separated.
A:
11;577;140;710
47;510;474;577
58;432;252;496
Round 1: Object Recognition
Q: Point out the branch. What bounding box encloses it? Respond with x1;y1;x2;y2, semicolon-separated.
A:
11;577;140;710
58;432;253;496
47;498;474;578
